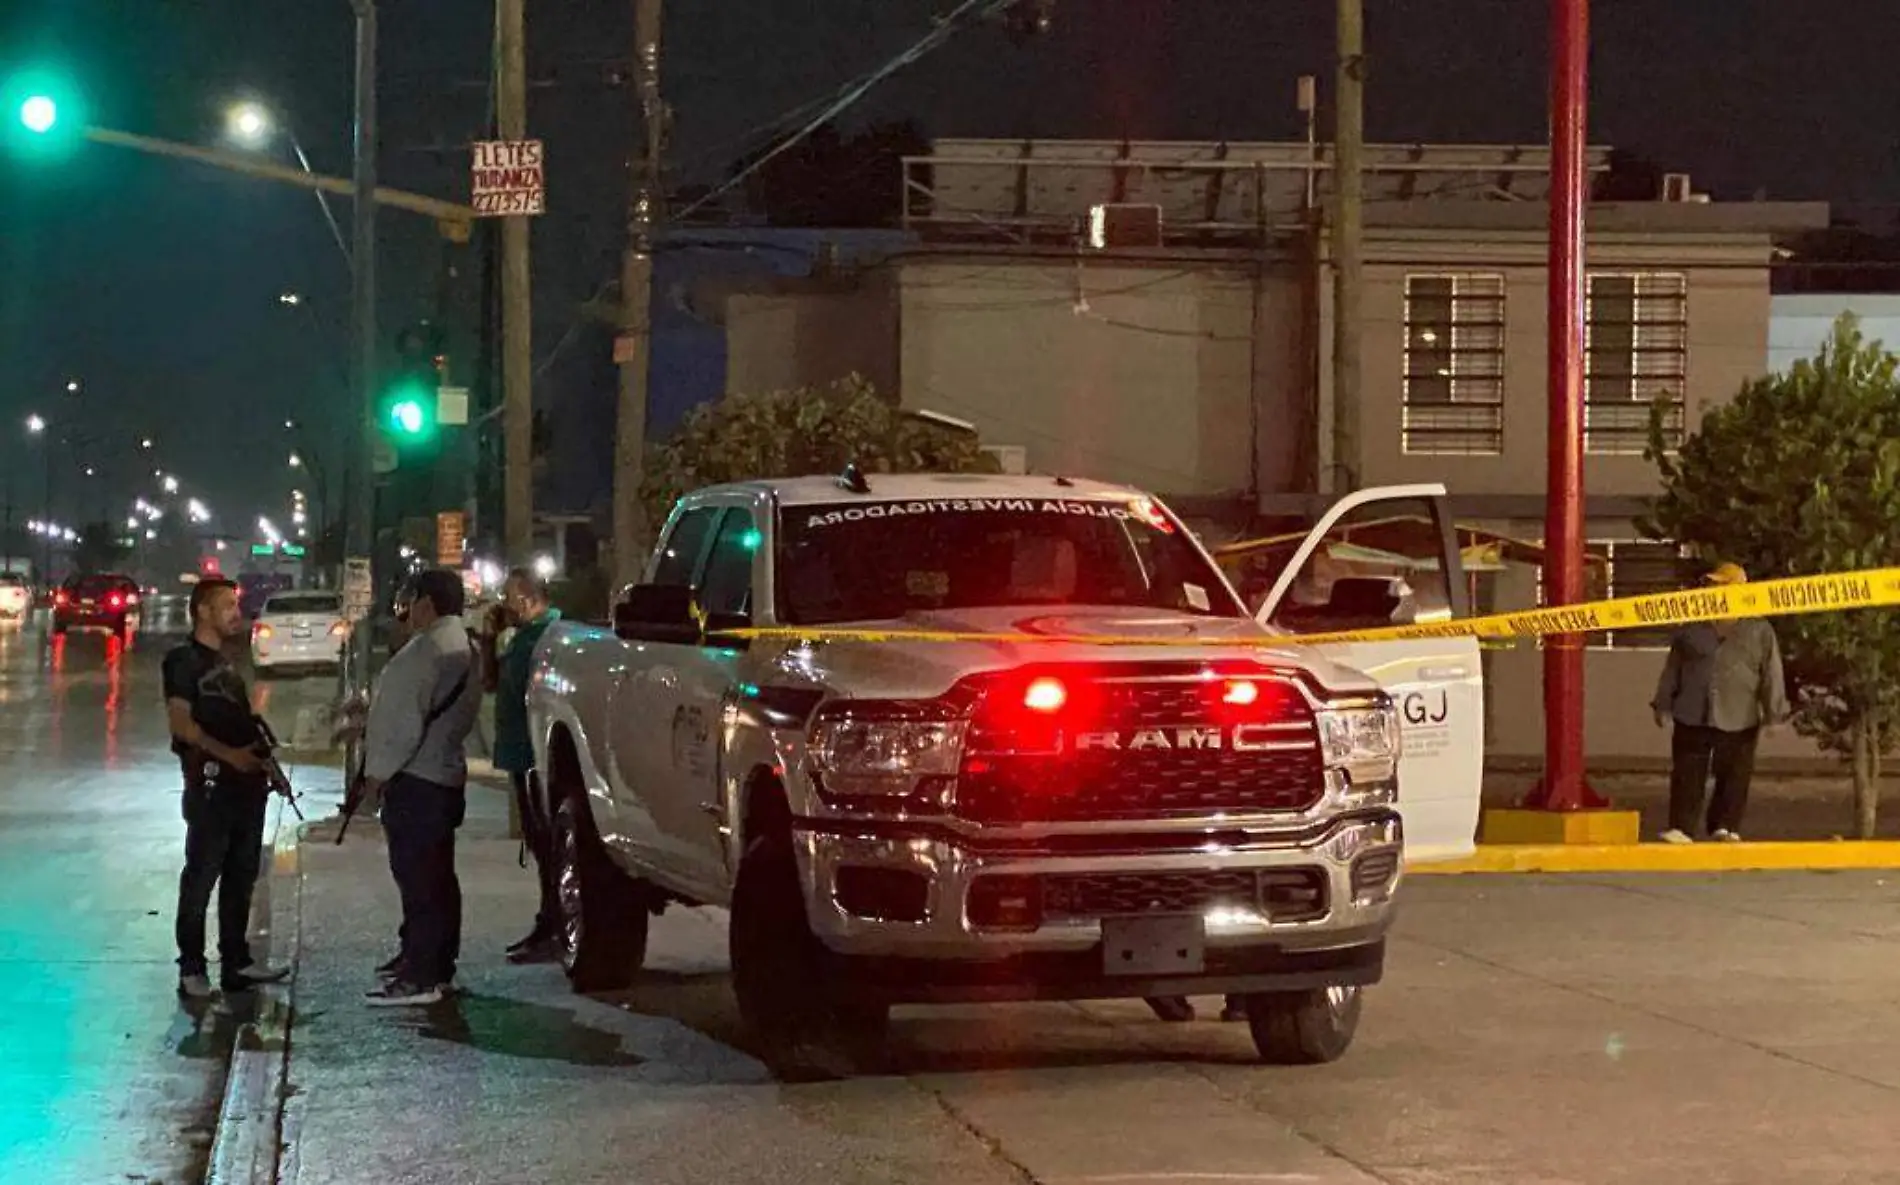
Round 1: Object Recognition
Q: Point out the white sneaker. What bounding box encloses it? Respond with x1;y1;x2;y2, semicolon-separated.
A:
177;974;215;1000
1712;829;1743;843
1659;829;1695;845
365;980;444;1007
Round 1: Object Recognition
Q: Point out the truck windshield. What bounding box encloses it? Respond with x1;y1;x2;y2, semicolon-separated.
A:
775;496;1246;626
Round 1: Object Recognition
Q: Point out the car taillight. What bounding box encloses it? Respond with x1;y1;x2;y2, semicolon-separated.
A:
1022;677;1067;713
53;590;69;606
254;623;274;640
106;593;123;610
124;592;140;606
329;621;350;638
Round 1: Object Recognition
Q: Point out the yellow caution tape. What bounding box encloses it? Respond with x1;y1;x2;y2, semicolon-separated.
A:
720;567;1900;649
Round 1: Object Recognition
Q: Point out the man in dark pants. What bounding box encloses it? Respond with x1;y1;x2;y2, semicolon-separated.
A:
361;569;481;1006
482;568;564;964
1652;562;1790;844
164;578;290;998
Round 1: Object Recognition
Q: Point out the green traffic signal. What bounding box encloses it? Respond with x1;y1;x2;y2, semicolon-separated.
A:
382;379;437;443
19;95;56;134
389;397;425;435
2;69;84;158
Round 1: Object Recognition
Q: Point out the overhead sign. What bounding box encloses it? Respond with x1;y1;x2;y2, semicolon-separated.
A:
471;139;545;217
436;511;466;568
342;557;373;623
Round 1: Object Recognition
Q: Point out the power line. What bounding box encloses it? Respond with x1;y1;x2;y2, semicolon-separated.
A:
670;0;1019;225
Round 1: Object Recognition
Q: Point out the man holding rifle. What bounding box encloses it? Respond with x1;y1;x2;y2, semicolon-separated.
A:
164;577;290;999
357;569;482;1007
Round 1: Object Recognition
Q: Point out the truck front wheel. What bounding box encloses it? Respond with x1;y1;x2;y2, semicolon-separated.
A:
1243;985;1363;1065
729;834;886;1080
552;794;650;992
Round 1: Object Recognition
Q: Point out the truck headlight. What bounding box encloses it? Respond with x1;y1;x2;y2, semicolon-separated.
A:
1316;703;1399;790
808;712;967;798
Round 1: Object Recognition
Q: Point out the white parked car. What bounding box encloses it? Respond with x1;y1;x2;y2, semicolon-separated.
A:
0;573;29;625
251;590;349;674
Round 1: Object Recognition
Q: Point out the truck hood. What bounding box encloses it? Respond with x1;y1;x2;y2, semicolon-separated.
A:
756;605;1379;702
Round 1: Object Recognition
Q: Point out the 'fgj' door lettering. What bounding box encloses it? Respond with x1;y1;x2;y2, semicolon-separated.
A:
1400;689;1451;757
1402;689;1448;726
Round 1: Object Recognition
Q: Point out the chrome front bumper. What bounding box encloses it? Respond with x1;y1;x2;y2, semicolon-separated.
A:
793;812;1402;962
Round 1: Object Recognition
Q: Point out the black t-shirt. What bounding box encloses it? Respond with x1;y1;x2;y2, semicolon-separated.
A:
162;639;262;767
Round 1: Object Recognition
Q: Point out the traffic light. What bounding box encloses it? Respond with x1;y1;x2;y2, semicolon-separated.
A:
381;378;437;443
19;94;55;134
2;69;85;157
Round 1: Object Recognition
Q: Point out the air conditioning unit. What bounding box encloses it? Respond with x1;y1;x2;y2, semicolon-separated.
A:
1088;203;1163;249
982;444;1029;475
1661;173;1693;202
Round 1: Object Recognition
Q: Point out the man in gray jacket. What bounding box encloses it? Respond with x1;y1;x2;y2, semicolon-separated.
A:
1652;562;1790;845
362;569;482;1006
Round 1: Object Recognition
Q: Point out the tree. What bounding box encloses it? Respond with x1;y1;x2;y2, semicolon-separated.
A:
1645;314;1900;837
640;374;1001;530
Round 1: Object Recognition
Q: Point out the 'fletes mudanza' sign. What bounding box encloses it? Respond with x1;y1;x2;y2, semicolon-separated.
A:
471;140;545;216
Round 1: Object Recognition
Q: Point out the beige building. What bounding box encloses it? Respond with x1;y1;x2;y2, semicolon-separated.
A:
699;139;1828;760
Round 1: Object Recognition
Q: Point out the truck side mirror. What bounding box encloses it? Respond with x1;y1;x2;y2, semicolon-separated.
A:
700;609;752;651
612;583;700;645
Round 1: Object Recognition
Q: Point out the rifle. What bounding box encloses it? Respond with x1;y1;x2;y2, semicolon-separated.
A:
252;715;305;822
334;694;370;844
187;715;303;822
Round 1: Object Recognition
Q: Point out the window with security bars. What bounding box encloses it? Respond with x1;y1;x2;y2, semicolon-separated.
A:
1586;272;1687;455
1403;274;1506;456
1536;539;1687;649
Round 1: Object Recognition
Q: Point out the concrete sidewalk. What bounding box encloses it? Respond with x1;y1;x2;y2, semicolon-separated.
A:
253;782;1900;1185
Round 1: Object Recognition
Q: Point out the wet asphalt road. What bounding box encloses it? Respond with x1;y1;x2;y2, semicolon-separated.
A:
0;607;335;1185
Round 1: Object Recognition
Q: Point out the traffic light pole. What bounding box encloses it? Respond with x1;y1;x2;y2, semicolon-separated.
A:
344;0;380;728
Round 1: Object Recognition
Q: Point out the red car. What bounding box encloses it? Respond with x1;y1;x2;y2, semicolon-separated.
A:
53;573;142;638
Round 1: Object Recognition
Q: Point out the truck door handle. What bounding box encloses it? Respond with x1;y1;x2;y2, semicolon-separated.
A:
1419;665;1469;680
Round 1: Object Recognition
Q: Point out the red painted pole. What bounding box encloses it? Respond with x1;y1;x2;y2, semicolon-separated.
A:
1530;0;1605;811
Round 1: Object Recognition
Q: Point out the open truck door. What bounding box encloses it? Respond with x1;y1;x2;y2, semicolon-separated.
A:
1254;484;1483;863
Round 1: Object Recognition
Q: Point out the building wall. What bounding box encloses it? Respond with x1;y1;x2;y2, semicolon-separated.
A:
1325;231;1775;498
894;257;1306;501
1770;293;1900;373
720;274;900;399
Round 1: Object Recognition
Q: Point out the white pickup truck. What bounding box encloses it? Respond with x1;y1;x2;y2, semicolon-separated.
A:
528;471;1482;1077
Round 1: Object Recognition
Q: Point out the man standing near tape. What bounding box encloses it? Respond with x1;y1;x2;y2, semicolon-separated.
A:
482;568;563;965
1652;562;1789;844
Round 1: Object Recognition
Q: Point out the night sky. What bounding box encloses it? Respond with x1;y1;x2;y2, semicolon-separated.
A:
3;0;1896;538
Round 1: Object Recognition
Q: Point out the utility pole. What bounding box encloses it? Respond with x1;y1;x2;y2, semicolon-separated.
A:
1329;0;1364;495
612;0;665;590
344;0;379;707
1527;0;1604;811
497;0;534;566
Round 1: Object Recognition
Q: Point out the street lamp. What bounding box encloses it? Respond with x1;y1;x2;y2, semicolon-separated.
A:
140;437;154;451
279;291;302;307
24;413;45;435
288;451;303;469
226;101;272;148
64;379;80;394
225;96;349;267
162;475;179;494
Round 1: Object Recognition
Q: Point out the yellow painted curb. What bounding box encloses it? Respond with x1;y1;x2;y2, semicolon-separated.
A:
1410;841;1900;875
1479;808;1642;846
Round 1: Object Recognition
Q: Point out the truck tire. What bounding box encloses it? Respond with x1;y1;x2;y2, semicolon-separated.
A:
551;793;649;992
729;834;887;1081
1243;985;1362;1065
